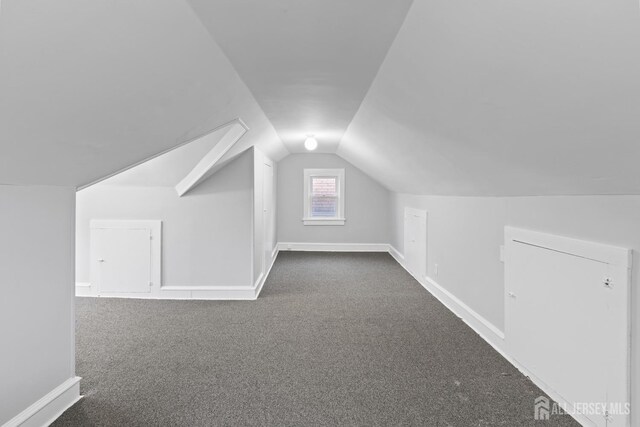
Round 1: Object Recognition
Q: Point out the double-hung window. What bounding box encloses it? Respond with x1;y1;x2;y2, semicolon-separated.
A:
303;169;345;225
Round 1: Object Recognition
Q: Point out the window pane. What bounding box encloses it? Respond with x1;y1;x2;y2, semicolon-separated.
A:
310;177;338;217
311;195;338;217
311;177;336;195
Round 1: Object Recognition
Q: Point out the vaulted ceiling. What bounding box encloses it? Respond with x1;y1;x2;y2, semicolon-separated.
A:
187;0;412;154
339;0;640;195
1;0;639;195
0;0;287;188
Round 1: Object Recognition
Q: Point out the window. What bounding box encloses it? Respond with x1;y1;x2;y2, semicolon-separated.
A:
303;168;345;225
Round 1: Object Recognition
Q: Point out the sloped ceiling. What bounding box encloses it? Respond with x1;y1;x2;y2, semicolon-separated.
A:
339;0;640;195
187;0;413;154
2;0;639;196
0;0;287;187
100;122;231;188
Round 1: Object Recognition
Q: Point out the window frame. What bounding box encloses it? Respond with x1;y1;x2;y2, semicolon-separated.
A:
303;168;345;226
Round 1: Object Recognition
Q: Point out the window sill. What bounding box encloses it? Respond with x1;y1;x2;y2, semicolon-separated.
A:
302;218;346;226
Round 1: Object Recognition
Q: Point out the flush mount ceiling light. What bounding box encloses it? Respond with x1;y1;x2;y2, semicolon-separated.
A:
304;135;318;151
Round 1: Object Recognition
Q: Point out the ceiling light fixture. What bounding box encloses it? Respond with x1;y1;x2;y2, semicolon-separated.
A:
304;135;318;151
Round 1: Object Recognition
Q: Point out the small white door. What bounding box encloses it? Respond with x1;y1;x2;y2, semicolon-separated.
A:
263;162;274;273
93;227;152;294
404;208;427;279
505;228;630;427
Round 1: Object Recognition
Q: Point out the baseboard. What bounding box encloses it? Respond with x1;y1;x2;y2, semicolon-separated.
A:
77;283;257;300
255;246;279;299
278;242;390;252
387;248;590;427
388;245;404;263
3;376;82;427
493;349;595;426
388;246;504;341
75;249;281;301
422;276;505;340
76;243;381;300
159;286;257;300
74;282;93;297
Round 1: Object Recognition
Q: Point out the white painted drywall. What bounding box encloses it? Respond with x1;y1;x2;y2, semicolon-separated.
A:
0;0;287;188
340;0;640;195
0;185;76;425
277;154;390;244
76;150;254;288
391;195;508;329
103;123;230;188
390;193;640;420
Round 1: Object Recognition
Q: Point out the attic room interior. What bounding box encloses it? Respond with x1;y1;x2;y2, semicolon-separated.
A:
0;0;638;426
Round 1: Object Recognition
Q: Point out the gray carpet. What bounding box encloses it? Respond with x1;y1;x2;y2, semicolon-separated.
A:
54;252;578;426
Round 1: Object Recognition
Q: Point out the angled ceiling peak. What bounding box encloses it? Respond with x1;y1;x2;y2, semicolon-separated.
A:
186;0;413;154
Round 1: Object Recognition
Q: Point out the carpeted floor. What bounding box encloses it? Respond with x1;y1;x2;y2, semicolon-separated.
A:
54;252;578;426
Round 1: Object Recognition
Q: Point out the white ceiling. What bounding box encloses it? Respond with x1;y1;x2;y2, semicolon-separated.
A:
100;123;230;188
0;0;287;187
340;0;640;195
187;0;413;154
1;0;639;195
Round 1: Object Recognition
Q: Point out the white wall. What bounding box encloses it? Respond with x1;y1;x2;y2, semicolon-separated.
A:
0;185;76;425
76;150;254;288
390;193;640;420
277;154;390;244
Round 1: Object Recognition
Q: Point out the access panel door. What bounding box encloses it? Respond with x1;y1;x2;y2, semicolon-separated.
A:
263;162;274;274
404;208;427;279
93;227;152;294
505;227;630;427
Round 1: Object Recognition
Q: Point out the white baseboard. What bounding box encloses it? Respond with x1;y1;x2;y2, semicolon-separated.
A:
159;286;257;300
4;376;81;427
278;242;390;252
389;246;504;342
75;249;281;301
423;276;505;340
388;247;589;427
74;282;93;297
76;243;384;299
388;245;404;263
77;284;257;300
255;246;279;298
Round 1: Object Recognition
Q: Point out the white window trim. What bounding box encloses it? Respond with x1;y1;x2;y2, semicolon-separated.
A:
303;168;345;226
